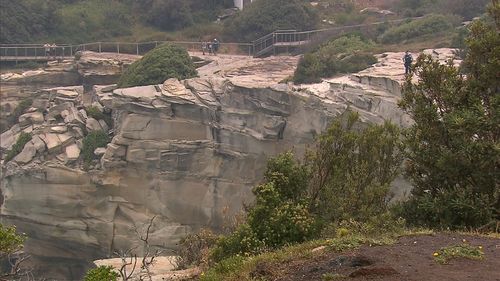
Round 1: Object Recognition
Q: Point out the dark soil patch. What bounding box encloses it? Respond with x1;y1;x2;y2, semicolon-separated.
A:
270;233;500;281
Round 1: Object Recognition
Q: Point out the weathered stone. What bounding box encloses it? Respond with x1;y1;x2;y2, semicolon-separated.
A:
47;102;73;119
31;135;47;153
126;148;146;163
42;133;62;153
79;109;88;120
18;111;44;126
50;126;68;134
105;143;126;158
13;142;36;164
91;101;104;112
70;126;85;138
0;125;21;150
94;147;106;156
86;117;102;132
62;107;85;125
65;144;81;161
98;120;109;132
56;89;79;99
1;49;458;280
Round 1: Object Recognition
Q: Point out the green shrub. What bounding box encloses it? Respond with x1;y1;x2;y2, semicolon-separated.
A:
398;12;499;230
84;266;119;281
117;44;197;88
5;132;32;162
398;187;496;229
176;229;218;269
211;223;266;262
0;224;26;255
200;255;246;281
378;14;459;44
307;112;403;224
223;0;318;42
293;35;377;84
82;130;110;167
212;152;317;261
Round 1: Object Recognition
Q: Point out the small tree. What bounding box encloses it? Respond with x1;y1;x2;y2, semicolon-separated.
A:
307;112;403;224
84;266;119;281
0;224;30;279
398;3;499;229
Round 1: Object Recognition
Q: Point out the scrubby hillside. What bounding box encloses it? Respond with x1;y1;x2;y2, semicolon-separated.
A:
1;0;491;44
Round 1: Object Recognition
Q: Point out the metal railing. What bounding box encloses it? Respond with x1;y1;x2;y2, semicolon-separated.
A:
252;16;423;57
0;17;422;61
0;41;255;62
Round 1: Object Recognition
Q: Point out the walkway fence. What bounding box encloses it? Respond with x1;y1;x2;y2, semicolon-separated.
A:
0;41;255;62
0;17;421;62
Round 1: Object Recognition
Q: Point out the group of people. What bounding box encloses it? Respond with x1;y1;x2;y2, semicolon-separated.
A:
201;38;220;55
44;43;58;58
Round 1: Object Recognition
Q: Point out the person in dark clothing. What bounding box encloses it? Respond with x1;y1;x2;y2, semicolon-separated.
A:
212;38;220;55
403;51;413;75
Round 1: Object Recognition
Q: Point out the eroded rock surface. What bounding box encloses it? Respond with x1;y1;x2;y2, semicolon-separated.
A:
0;49;458;279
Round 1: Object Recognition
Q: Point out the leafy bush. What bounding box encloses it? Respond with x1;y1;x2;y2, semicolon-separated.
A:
398;11;499;229
117;44;197;88
212;152;317;261
223;0;318;42
84;266;119;281
0;224;26;256
82;130;110;167
176;229;218;269
209;112;404;262
5;132;32;162
293;36;377;84
378;14;460;44
307;112;403;224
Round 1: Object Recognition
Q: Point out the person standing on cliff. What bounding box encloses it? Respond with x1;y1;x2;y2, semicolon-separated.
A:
212;38;220;56
44;43;50;57
201;41;207;55
403;51;413;75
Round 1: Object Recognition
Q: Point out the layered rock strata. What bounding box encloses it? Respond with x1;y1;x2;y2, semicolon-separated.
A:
0;49;458;279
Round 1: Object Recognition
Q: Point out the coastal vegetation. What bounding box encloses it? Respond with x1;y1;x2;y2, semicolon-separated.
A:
117;44;197;88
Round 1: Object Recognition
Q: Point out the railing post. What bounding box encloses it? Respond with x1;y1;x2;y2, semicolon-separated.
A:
117;43;120;54
136;43;139;55
99;42;102;53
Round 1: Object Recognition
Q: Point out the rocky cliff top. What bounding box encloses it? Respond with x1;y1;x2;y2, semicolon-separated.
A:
0;48;459;279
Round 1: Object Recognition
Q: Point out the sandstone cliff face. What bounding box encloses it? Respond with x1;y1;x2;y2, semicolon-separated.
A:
0;49;456;279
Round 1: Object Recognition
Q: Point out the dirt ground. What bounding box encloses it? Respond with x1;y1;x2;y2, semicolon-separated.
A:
266;233;500;281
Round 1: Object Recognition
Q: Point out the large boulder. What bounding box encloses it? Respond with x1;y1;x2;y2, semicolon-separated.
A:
14;142;36;164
